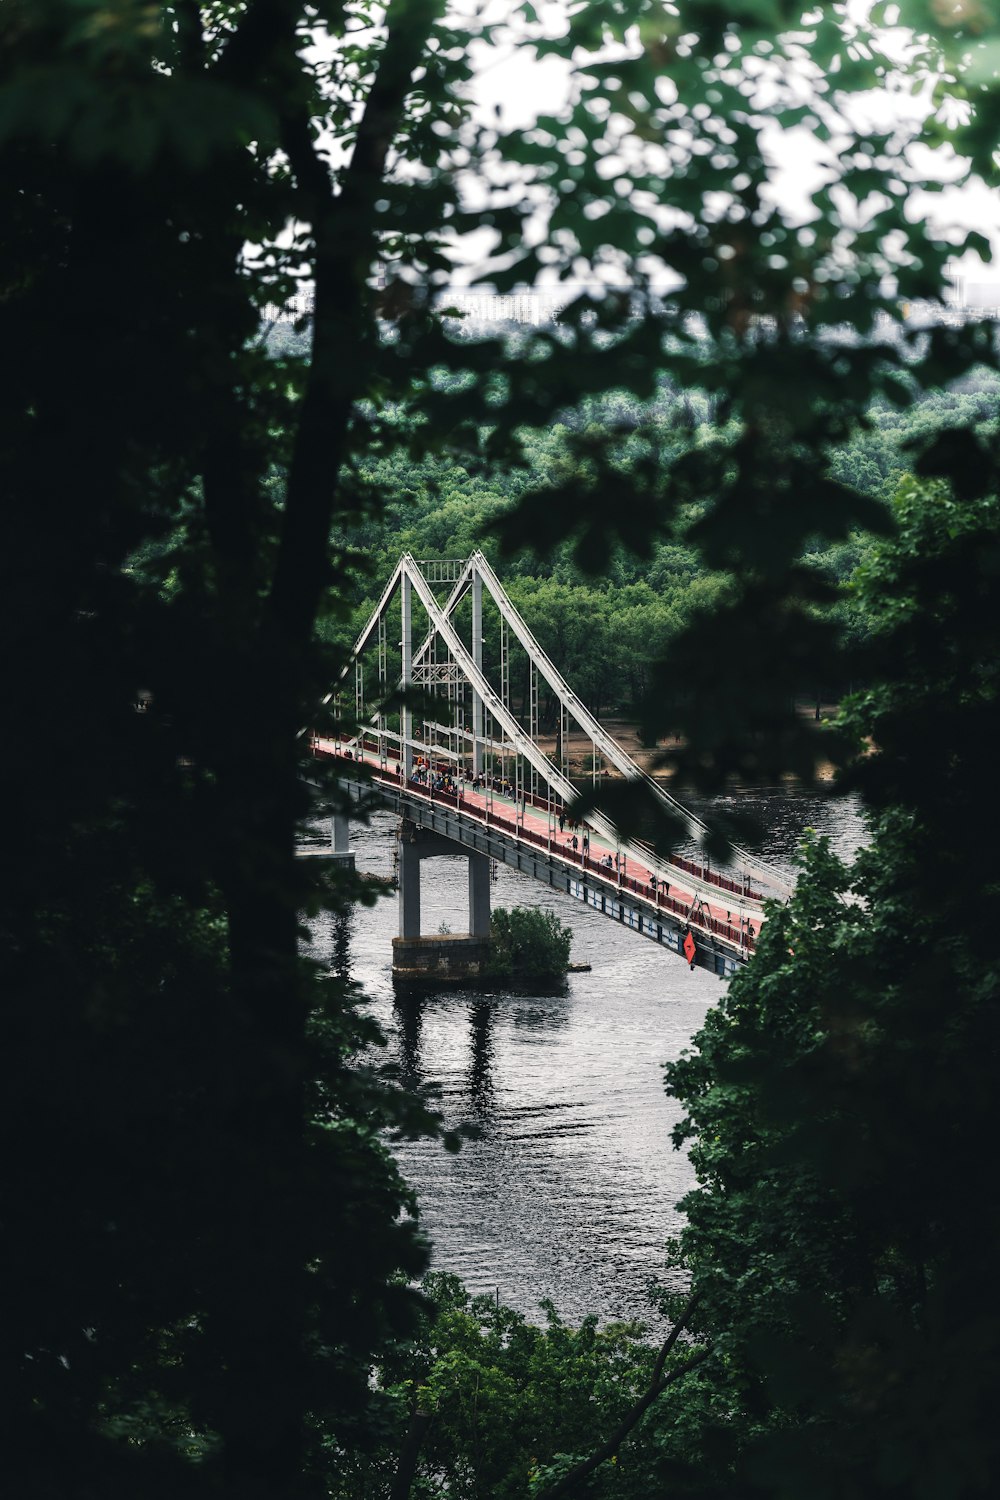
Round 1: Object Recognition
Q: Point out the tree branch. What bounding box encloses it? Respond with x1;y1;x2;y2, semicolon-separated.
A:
389;1403;433;1500
172;0;207;70
651;1289;700;1384
267;0;445;646
536;1294;709;1500
212;0;299;87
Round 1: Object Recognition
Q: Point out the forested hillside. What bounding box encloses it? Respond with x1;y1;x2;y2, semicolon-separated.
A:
321;374;1000;718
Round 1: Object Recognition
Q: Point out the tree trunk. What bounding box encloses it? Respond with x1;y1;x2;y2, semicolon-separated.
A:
389;1406;433;1500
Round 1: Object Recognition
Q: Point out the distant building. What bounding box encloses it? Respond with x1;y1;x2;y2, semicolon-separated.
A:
437;285;597;328
944;264;1000;318
260;281;617;330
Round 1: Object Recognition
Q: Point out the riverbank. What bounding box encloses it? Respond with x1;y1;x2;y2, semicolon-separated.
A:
537;706;839;784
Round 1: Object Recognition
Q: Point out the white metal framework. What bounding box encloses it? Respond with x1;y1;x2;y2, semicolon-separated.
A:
326;552;793;905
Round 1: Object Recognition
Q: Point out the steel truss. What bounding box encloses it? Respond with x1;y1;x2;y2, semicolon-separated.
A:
329;552;793;904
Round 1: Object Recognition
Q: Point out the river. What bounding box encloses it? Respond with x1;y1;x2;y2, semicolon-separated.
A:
308;786;865;1328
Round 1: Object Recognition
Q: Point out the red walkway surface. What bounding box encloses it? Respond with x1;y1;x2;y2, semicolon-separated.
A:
312;738;764;956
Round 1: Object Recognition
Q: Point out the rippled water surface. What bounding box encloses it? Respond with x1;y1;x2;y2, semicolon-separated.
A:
309;788;865;1327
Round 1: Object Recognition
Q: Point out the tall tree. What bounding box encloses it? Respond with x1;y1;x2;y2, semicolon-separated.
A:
0;2;481;1494
665;476;1000;1498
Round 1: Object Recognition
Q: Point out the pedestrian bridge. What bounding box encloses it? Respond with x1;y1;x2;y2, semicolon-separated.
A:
312;552;792;978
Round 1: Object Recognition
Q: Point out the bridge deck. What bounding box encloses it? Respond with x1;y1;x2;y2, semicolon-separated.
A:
312;739;767;969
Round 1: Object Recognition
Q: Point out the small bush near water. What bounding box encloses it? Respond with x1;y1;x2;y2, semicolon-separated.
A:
486;907;572;985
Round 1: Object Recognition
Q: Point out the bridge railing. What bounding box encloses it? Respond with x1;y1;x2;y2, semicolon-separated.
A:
333;737;764;906
312;742;757;953
666;852;760;901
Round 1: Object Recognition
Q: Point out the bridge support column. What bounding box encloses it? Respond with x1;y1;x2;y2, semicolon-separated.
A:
468;850;491;938
393;821;492;981
330;811;352;858
397;830;422;939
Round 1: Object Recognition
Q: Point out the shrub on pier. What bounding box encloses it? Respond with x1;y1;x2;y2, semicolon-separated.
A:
487;907;572;986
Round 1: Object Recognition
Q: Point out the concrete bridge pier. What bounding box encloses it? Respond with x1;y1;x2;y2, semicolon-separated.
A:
329;809;355;869
468;846;491;940
393;820;492;980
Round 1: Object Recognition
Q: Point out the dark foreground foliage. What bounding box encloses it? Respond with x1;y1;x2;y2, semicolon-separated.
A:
4;1;1000;1498
326;1274;728;1500
666;478;1000;1500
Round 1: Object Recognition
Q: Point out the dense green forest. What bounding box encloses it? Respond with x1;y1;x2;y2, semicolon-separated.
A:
324;374;1000;718
3;3;1000;1500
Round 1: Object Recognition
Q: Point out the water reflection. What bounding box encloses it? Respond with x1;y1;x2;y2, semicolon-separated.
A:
392;986;425;1093
507;996;572;1034
327;910;353;983
385;986;572;1114
468;1000;494;1115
